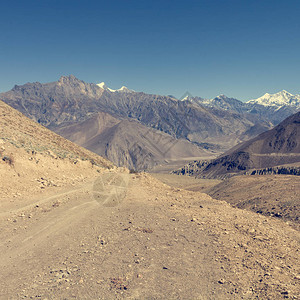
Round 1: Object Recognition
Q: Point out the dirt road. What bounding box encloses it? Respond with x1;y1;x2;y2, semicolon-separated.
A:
0;172;299;299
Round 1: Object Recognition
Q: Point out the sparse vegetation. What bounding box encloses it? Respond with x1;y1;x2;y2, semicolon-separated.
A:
90;159;96;166
136;227;153;233
2;154;14;166
110;277;128;291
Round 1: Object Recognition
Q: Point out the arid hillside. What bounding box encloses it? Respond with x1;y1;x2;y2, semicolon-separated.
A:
152;173;300;230
0;99;114;200
207;175;300;231
174;111;300;179
56;111;213;171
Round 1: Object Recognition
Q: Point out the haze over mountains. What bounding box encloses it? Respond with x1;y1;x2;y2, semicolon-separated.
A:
0;75;299;170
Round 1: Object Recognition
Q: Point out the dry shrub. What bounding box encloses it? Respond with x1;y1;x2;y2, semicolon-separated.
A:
2;154;14;166
52;201;61;208
136;227;153;233
110;277;128;291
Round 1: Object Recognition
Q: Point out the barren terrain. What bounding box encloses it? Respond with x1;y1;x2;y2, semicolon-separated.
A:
0;99;299;299
207;175;300;231
0;99;113;200
0;172;299;299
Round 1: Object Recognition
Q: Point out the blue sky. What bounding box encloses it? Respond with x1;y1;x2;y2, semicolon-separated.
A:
0;0;300;101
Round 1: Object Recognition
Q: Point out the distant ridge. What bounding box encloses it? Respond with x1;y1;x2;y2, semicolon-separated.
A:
247;90;300;108
56;111;211;171
174;111;300;178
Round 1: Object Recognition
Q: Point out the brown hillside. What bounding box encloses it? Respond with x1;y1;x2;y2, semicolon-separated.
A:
207;175;300;230
56;112;212;171
0;99;114;199
174;111;300;178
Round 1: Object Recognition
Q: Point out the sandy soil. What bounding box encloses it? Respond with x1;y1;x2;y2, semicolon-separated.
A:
150;173;222;192
0;172;299;299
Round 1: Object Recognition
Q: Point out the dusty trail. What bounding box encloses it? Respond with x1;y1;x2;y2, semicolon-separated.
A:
0;173;299;299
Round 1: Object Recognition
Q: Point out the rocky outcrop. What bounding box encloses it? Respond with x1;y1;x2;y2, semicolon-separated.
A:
246;166;300;176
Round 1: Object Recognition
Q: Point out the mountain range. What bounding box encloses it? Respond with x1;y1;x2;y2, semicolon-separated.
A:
185;91;300;125
0;75;299;170
248;90;300;107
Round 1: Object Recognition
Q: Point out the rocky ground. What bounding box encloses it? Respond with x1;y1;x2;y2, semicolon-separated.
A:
0;172;299;299
207;175;300;231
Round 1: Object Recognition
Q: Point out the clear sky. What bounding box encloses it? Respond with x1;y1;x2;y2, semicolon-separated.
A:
1;0;300;101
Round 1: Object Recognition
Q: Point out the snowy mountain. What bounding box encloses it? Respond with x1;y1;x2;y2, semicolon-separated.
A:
97;82;134;93
247;90;300;108
192;95;247;113
183;92;299;125
182;90;300;110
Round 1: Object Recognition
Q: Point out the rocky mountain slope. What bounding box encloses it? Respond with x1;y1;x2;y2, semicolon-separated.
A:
0;76;273;157
174;111;300;178
56;111;211;171
0;99;113;199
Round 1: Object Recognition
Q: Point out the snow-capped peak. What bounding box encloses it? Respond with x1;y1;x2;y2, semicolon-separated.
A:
118;86;135;93
214;94;228;100
97;82;107;89
180;92;194;101
97;82;134;93
97;82;116;92
181;95;192;101
247;90;300;108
